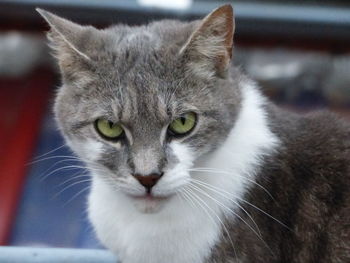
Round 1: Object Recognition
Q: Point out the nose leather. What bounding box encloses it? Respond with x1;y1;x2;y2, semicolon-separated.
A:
132;173;163;193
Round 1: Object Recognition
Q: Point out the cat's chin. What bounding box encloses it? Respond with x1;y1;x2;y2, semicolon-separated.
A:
127;193;173;214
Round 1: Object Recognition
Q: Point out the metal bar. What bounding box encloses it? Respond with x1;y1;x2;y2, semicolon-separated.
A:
1;0;350;24
1;1;350;42
0;246;117;263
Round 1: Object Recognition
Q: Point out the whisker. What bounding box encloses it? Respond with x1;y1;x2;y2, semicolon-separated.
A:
40;165;89;182
28;155;82;165
191;179;262;237
32;144;67;161
53;178;92;199
176;191;194;209
57;173;90;188
190;178;290;231
188;183;267;246
181;188;198;210
38;159;85;180
63;186;91;207
237;198;291;231
184;188;238;260
189;183;274;257
189;167;275;202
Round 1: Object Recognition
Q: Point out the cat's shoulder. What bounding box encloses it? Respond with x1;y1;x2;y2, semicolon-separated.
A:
269;107;350;185
298;110;350;151
303;109;350;135
269;105;350;150
267;105;350;178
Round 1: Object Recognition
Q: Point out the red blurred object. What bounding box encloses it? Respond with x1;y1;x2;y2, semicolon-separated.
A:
0;69;53;245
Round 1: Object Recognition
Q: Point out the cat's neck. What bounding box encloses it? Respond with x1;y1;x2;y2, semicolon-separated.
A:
193;80;280;206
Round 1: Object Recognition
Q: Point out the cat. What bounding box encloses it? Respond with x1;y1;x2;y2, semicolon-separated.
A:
37;5;350;263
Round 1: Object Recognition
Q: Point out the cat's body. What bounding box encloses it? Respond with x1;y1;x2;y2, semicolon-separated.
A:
38;5;350;263
210;105;350;263
88;80;350;263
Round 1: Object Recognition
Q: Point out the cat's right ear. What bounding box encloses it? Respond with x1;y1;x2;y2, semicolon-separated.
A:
180;5;235;80
37;9;101;80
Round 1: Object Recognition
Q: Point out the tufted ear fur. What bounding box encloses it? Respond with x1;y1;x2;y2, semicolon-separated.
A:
180;5;235;79
37;8;102;82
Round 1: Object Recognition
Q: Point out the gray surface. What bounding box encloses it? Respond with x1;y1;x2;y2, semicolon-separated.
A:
0;246;117;263
1;0;350;42
3;0;350;24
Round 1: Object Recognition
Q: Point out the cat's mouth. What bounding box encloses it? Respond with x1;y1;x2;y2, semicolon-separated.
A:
126;192;174;213
128;192;173;202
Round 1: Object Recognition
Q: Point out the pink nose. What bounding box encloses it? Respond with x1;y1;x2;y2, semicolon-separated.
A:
132;173;163;193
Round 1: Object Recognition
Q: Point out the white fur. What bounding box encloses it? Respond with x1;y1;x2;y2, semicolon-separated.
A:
68;138;103;162
88;82;279;263
152;141;193;195
193;82;280;212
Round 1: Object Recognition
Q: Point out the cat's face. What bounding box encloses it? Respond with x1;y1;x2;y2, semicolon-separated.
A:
40;5;240;213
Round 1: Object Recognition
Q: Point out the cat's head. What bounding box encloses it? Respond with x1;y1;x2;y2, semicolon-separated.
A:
38;5;241;213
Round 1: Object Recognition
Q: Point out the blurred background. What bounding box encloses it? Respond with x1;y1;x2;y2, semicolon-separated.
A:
0;0;349;250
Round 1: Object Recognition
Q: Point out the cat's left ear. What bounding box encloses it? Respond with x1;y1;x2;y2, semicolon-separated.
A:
37;9;102;81
180;5;235;79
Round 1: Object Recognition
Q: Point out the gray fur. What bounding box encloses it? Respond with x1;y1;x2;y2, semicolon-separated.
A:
38;6;350;263
38;8;240;190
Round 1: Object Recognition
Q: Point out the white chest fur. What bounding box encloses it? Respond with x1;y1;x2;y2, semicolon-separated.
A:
87;83;279;263
89;179;221;263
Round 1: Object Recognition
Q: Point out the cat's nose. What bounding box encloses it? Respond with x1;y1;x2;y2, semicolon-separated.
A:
132;173;164;193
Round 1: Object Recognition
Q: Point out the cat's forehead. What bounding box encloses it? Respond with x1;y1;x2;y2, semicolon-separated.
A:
76;69;176;124
116;84;169;125
105;20;196;53
111;76;197;126
90;55;204;124
90;20;197;78
90;24;194;97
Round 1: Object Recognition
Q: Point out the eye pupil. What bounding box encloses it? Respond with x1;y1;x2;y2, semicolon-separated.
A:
168;112;197;138
180;117;186;125
95;119;124;141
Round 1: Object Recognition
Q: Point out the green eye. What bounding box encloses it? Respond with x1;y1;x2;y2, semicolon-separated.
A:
95;119;124;140
168;112;197;136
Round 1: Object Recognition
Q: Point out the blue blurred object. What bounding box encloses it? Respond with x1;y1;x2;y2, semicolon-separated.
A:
0;246;117;263
10;110;101;248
